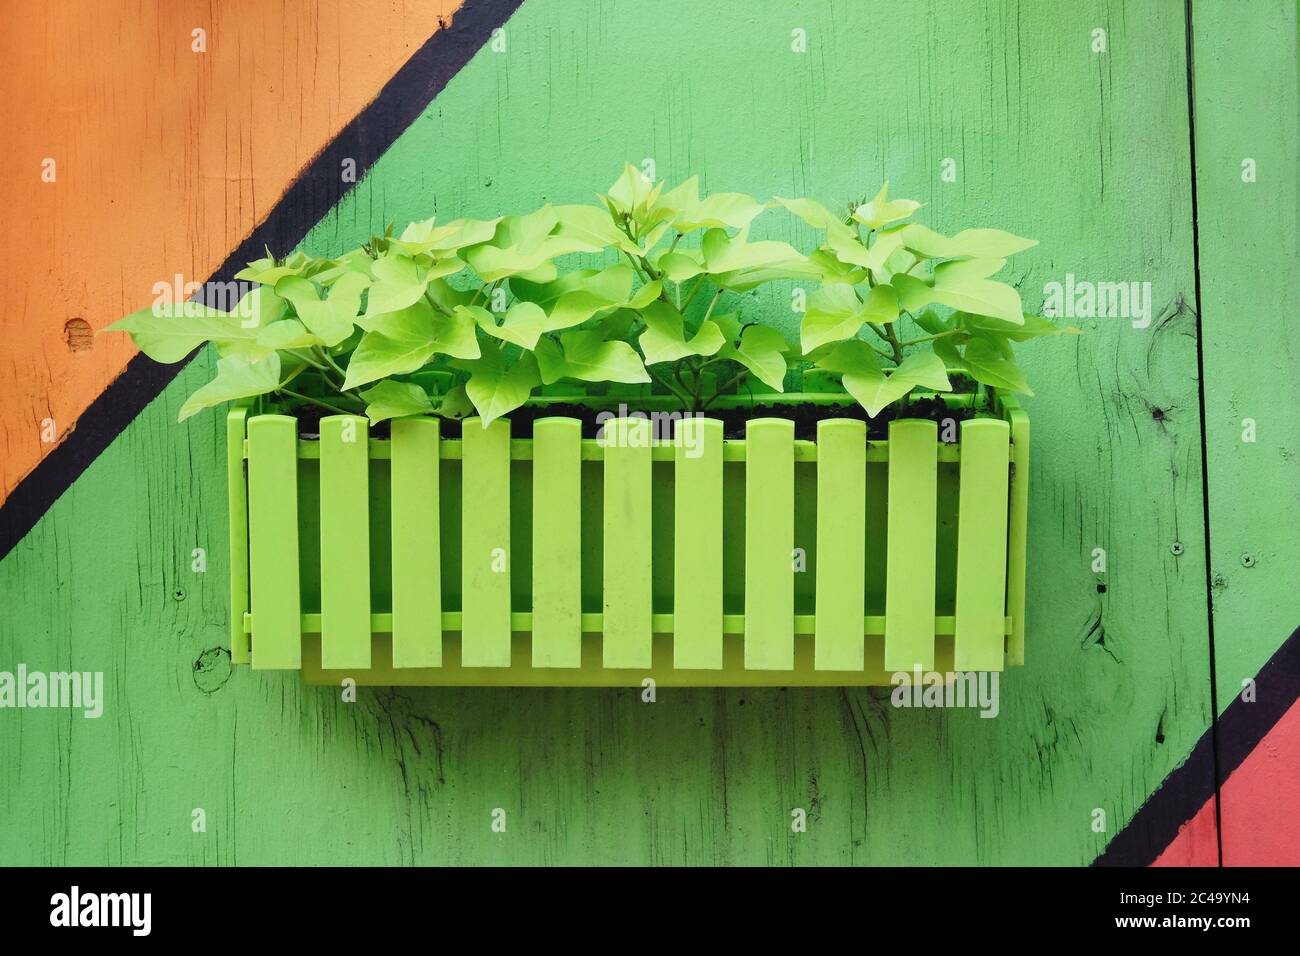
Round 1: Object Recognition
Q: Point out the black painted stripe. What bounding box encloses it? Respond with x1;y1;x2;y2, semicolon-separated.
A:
0;0;524;561
1094;626;1300;866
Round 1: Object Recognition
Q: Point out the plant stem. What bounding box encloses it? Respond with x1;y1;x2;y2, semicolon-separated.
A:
647;367;693;407
317;349;346;378
702;368;750;409
898;329;960;347
278;388;358;416
870;322;905;363
701;287;725;324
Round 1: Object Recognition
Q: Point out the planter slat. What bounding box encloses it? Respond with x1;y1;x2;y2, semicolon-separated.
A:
227;407;251;665
1004;395;1030;665
531;418;583;668
672;416;724;669
884;420;938;672
744;419;795;669
390;418;442;667
953;419;1011;671
318;416;372;669
246;415;302;669
460;418;513;666
814;419;867;671
601;418;653;668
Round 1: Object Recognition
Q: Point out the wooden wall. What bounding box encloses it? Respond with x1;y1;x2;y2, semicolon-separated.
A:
0;0;1294;865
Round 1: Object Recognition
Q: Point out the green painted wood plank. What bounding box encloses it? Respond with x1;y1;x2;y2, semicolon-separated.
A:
884;419;937;672
673;416;724;669
226;408;250;665
1002;396;1030;666
602;417;653;668
953;419;1010;672
1193;0;1300;714
814;419;866;670
532;418;583;667
318;416;371;670
460;418;512;667
744;418;795;670
390;418;442;668
246;415;302;670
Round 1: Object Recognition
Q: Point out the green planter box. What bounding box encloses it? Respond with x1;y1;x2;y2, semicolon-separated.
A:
226;393;1028;686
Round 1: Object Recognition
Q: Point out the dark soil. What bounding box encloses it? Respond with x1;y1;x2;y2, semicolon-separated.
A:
290;395;978;441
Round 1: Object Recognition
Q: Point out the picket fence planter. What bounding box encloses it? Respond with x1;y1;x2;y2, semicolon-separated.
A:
226;392;1028;686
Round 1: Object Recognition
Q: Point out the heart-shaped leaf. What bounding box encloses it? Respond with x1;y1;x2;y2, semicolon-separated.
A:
459;343;540;426
817;342;950;416
852;182;922;230
360;380;435;423
638;300;725;365
178;354;283;421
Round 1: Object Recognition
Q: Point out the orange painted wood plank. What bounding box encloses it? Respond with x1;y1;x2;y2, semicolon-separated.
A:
0;0;465;501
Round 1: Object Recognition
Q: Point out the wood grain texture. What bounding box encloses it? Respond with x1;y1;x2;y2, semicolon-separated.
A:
0;0;1252;864
0;0;464;501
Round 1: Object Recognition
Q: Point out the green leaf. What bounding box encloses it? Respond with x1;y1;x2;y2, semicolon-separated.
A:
801;284;863;352
656;249;707;283
701;228;816;291
800;284;898;353
660;177;764;231
463;301;548;350
637;300;725;365
309;248;375;286
364;253;444;316
436;383;474;419
343;300;450;389
627;280;662;309
233;250;309;285
930;258;1024;324
533;337;568;386
717;317;789;391
806;248;867;283
551;204;637;254
388;215;500;255
816;342;950;416
891;260;1025;324
460;343;540;426
256;319;323;350
276;271;368;346
957;312;1082;341
360;380;435;423
852;182;922;230
901;224;1037;259
463;231;595;282
424;277;475;314
604;163;660;219
911;307;954;336
771;196;844;231
178;353;283;421
105;303;258;363
429;304;481;360
889;273;934;313
540;330;651;384
957;336;1033;394
543;264;636;330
